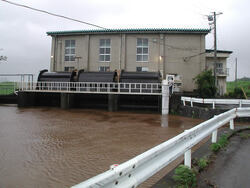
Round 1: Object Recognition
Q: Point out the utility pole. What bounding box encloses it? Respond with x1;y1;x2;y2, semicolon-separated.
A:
213;12;217;84
235;57;237;87
208;11;223;91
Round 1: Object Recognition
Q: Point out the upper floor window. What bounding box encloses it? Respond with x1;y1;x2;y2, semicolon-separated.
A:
136;67;149;72
99;39;111;62
65;40;75;61
215;63;223;68
136;38;148;62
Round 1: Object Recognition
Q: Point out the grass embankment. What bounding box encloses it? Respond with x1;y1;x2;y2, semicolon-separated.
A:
227;80;250;97
0;82;17;95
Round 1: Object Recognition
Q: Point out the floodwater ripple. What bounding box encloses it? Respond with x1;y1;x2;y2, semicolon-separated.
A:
0;105;203;188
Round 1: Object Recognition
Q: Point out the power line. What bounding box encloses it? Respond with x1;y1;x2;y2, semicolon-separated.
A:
1;0;107;29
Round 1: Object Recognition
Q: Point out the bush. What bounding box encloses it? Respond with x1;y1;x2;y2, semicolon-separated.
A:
194;70;216;98
227;87;245;99
173;165;197;188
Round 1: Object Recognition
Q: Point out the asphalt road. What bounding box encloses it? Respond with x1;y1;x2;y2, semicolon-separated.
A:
153;126;250;188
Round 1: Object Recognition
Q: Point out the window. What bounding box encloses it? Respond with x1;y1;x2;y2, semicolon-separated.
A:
136;38;148;62
65;40;75;61
99;66;110;72
99;39;111;62
64;66;75;72
215;63;223;68
136;67;149;72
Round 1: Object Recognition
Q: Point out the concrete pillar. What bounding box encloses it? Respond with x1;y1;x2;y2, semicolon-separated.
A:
60;93;73;109
158;96;162;113
162;80;169;115
18;92;35;107
108;94;118;112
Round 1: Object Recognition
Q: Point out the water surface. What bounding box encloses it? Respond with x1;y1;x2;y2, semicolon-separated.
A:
0;105;203;187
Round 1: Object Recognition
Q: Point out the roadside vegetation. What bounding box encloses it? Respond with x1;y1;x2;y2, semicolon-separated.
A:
210;134;229;152
173;165;197;188
0;82;17;95
194;70;216;98
172;129;250;187
226;78;250;98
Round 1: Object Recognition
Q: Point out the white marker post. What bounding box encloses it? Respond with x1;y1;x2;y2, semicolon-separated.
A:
162;80;169;115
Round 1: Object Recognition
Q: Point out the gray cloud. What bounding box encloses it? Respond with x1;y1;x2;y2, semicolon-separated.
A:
0;0;249;80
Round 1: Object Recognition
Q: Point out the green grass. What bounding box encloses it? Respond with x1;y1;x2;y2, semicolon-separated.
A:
227;80;250;97
0;82;17;95
197;157;209;171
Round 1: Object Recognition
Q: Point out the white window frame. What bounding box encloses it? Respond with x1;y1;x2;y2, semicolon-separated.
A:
99;66;110;72
136;67;149;72
99;39;111;62
136;38;149;62
65;40;76;62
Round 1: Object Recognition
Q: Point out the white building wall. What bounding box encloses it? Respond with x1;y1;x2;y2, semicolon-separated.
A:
49;32;206;92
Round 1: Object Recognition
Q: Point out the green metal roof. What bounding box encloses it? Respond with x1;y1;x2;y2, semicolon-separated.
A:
47;28;210;36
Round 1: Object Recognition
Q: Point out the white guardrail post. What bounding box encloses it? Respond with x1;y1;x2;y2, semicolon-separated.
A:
162;80;169;115
230;119;234;130
212;129;218;143
184;149;191;168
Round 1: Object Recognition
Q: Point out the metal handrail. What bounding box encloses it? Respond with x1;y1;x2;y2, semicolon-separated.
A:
16;81;162;95
71;108;250;188
215;68;229;76
181;96;250;109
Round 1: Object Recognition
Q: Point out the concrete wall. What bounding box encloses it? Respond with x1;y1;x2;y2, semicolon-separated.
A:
206;53;230;95
50;33;207;91
164;34;206;91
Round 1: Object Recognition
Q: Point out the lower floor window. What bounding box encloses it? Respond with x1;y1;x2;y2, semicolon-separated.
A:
99;66;110;72
64;66;75;72
136;67;148;72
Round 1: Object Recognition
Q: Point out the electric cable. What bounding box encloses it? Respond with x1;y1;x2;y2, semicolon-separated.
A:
1;0;107;29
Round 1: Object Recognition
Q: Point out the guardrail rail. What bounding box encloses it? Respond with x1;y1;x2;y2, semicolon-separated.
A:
72;107;250;188
181;96;250;109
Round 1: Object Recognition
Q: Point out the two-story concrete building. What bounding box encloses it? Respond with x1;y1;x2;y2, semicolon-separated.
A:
206;49;232;95
47;28;214;92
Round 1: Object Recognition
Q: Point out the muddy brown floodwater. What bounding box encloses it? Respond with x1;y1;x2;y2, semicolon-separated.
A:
0;105;203;188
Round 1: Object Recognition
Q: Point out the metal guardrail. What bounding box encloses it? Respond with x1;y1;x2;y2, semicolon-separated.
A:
181;96;250;109
215;68;229;76
71;107;250;188
17;82;162;95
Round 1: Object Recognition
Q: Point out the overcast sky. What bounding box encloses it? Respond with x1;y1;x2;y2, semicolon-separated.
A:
0;0;249;80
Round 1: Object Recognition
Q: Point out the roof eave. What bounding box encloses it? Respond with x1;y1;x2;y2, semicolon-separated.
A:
46;28;210;36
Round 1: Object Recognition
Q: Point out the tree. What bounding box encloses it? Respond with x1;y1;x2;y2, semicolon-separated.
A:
0;48;7;62
194;70;216;98
0;56;7;61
